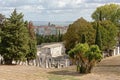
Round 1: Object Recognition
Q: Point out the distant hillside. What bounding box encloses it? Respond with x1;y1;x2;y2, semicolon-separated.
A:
32;21;73;26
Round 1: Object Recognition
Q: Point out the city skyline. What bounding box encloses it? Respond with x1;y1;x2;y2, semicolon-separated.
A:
0;0;119;21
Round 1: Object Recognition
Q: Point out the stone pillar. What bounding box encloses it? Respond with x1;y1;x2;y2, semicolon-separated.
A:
48;59;51;68
46;59;48;68
118;47;120;55
36;58;40;67
19;61;22;65
0;55;1;65
65;59;68;67
40;58;42;67
25;61;28;66
33;59;36;66
38;57;41;67
113;49;116;56
57;61;60;69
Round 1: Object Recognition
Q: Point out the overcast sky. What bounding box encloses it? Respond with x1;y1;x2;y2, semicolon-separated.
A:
0;0;120;21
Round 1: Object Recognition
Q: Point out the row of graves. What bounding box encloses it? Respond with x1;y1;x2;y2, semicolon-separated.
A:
0;42;70;68
35;43;70;68
103;46;120;57
0;43;120;68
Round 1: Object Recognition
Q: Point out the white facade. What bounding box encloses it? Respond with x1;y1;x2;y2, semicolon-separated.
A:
40;43;64;57
36;43;69;68
51;47;62;57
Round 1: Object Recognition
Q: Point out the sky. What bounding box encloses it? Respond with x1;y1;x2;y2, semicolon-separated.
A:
0;0;120;22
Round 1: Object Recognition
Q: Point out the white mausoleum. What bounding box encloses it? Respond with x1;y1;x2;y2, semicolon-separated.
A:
36;43;70;68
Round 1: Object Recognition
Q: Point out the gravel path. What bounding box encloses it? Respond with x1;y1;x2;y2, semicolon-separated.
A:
79;55;120;80
0;55;120;80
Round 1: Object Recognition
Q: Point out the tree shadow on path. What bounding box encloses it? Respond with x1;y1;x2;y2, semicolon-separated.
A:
97;65;120;67
48;70;86;76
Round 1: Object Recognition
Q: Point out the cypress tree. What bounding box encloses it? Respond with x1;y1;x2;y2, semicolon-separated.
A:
81;34;86;43
95;22;102;50
58;30;61;42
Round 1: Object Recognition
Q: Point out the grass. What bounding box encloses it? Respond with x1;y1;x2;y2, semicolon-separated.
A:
48;75;79;80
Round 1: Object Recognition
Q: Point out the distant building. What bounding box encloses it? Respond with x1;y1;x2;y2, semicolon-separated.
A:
34;25;68;35
36;43;70;68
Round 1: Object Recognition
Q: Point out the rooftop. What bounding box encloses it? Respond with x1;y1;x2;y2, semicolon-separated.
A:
39;42;63;48
42;44;62;48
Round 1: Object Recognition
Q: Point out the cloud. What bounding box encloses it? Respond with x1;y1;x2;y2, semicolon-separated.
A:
85;0;120;3
0;0;119;21
0;0;42;7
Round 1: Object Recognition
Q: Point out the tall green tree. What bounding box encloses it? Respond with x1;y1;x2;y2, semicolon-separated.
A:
92;4;119;52
92;3;120;26
36;33;63;45
95;22;102;50
68;43;102;73
81;34;86;43
26;21;37;63
0;14;5;43
63;17;95;52
92;20;118;51
100;20;117;51
0;9;29;64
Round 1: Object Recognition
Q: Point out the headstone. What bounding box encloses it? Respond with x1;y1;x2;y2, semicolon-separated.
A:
117;47;120;55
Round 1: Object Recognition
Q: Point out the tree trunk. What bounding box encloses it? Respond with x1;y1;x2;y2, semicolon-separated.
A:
79;64;87;73
78;57;88;73
78;63;92;73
